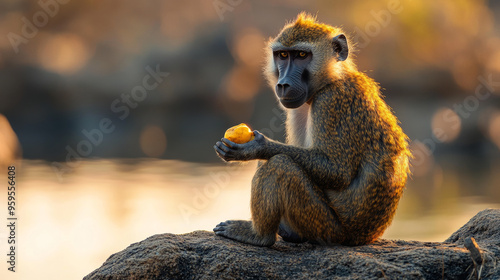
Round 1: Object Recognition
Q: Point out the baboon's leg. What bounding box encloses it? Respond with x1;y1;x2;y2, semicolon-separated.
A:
214;154;345;246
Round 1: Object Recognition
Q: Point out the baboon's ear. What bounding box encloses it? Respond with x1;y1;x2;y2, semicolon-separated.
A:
332;34;348;61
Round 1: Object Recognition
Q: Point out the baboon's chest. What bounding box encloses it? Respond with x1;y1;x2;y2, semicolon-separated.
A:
286;103;313;148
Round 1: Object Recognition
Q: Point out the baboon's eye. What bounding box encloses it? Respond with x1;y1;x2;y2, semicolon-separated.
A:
298;51;307;57
279;52;288;59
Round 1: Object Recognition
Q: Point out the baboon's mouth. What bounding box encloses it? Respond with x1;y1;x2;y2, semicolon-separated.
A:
280;95;305;108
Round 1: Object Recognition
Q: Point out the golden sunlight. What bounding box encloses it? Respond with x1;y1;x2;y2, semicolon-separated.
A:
37;33;91;75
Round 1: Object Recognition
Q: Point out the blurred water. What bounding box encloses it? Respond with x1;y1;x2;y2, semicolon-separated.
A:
0;159;498;280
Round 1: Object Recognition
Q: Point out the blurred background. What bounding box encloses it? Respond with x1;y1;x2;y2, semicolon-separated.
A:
0;0;500;279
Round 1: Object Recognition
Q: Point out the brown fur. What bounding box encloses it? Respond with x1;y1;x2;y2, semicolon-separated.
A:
215;13;410;246
277;13;338;46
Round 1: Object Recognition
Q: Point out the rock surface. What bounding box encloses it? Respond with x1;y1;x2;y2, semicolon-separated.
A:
85;209;500;280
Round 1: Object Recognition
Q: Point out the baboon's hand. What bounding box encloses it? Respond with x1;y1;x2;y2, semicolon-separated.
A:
214;130;268;162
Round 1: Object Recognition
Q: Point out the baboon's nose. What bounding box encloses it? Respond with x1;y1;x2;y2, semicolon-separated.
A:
276;83;290;96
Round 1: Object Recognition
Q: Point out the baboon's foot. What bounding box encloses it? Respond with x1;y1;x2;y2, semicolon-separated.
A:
278;223;308;243
214;220;276;247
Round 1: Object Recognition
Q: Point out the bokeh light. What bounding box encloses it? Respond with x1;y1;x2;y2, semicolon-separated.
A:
0;114;21;166
37;33;92;75
231;28;265;68
487;111;500;149
486;46;500;73
452;55;479;91
431;107;462;143
223;66;261;102
140;125;167;157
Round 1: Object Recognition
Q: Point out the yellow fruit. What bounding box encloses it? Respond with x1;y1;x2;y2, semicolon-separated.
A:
224;123;255;144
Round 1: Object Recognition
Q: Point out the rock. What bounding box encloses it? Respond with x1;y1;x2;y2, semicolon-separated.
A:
84;209;500;280
446;209;500;246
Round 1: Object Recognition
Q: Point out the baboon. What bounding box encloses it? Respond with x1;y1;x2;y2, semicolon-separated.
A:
213;13;411;247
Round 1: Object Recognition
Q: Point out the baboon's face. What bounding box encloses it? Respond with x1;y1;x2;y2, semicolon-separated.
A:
273;49;313;109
